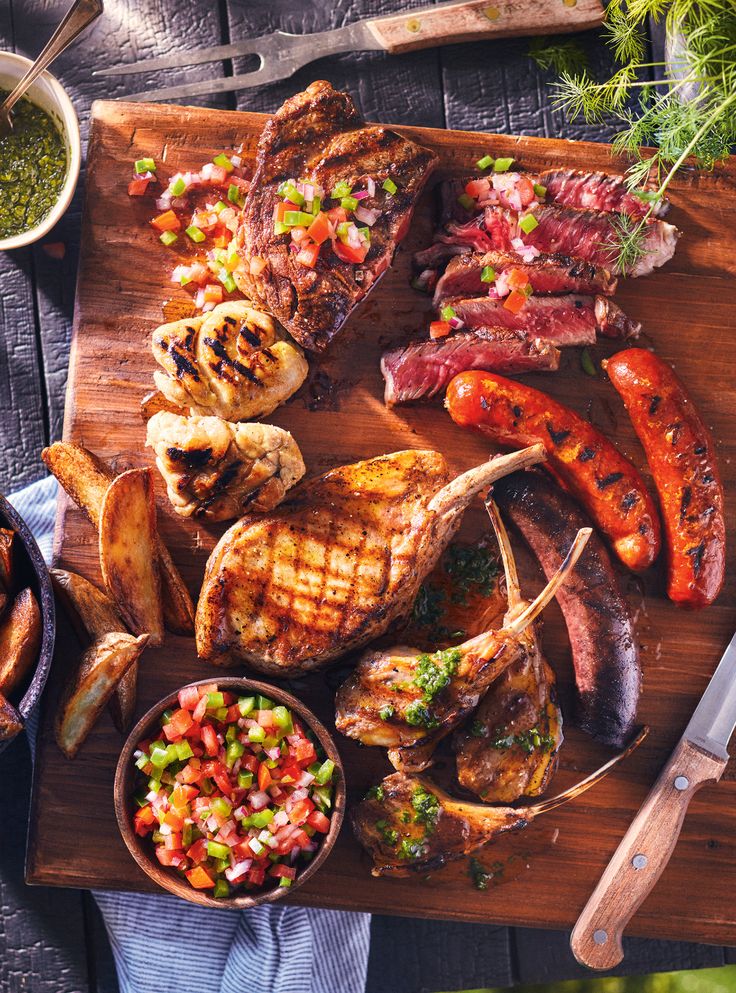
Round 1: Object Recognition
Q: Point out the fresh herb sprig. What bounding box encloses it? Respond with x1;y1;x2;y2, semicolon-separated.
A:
532;0;736;273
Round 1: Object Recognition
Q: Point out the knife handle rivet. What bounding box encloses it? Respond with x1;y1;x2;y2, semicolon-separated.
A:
632;853;648;870
674;776;689;791
593;929;608;945
483;6;501;20
405;16;421;32
563;0;578;6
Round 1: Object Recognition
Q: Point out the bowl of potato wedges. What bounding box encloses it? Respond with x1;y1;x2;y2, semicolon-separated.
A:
0;493;55;751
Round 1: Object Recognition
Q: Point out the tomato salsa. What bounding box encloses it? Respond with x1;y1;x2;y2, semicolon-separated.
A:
131;682;335;898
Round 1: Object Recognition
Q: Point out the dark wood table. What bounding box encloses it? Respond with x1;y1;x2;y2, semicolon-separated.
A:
1;2;735;990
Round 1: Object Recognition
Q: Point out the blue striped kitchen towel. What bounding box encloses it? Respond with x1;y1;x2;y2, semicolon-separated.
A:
10;475;371;993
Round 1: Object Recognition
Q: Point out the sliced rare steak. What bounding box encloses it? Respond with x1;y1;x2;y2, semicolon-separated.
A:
381;329;560;405
448;294;641;344
482;204;678;277
236;80;437;351
433;250;617;305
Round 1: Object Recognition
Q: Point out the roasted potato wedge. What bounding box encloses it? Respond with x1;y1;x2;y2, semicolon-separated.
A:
140;389;183;421
42;442;195;635
0;690;23;740
0;588;42;697
0;528;15;593
99;469;164;645
55;632;149;758
51;568;123;642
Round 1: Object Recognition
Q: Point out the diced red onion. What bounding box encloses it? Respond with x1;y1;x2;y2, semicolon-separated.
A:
249;790;269;811
367;176;376;197
273;810;289;828
230;155;242;168
291;787;309;802
508;190;523;212
155;195;171;211
355;206;380;226
225;859;252;882
511;237;527;252
266;746;281;761
352;190;369;201
200;163;215;181
296;771;315;787
448;316;465;330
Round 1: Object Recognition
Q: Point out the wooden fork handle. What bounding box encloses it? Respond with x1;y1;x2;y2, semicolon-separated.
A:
570;738;726;971
364;0;604;55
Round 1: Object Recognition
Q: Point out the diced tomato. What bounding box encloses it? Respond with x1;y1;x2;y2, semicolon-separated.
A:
247;867;266;887
332;240;368;265
164;831;183;850
293;739;316;765
203;283;223;305
178;759;202;784
150;210;181;232
269;864;297;880
208;165;229;186
307;810;331;833
307;211;331;245
133;805;155;836
128;177;151;197
170;784;198;808
163;809;185;832
288;798;315;825
223;704;240;724
430;320;452;339
278;764;301;785
273;200;300;222
515;174;537;207
257;709;276;728
326;206;348;226
156;845;184;867
193;694;208;723
296;243;321;269
507;268;531;291
178;686;200;711
213;766;234;797
465;178;490;199
503;289;527;315
186;838;208;863
291;829;311;850
186;866;216;889
249;255;268;275
201;724;219;756
240;753;259;774
257;763;273;791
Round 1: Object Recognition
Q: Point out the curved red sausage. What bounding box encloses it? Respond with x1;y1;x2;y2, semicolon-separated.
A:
494;470;640;747
604;348;725;608
445;370;661;572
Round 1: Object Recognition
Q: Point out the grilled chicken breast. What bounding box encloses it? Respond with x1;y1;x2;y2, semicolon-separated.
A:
146;411;305;521
151;300;308;421
235;80;437;351
196;445;546;674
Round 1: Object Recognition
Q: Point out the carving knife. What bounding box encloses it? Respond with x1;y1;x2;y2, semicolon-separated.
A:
93;0;604;102
570;628;736;970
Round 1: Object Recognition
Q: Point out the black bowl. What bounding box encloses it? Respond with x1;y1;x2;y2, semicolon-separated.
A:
0;491;56;753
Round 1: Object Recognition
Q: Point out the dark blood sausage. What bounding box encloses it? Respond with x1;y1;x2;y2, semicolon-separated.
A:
604;348;726;608
494;470;641;746
445;370;661;572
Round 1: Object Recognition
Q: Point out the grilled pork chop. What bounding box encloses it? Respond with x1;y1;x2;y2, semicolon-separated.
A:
382;330;559;405
196;445;546;674
433;250;617;305
151;301;308;422
235;80;437;351
146;411;305;521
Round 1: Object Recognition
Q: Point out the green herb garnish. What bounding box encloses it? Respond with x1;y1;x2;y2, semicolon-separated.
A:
411;786;440;830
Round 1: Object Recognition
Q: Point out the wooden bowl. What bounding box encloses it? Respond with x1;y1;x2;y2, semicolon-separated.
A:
114;676;346;908
0;492;56;754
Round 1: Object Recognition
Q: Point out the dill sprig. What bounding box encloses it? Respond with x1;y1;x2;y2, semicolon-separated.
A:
528;37;589;76
545;0;736;272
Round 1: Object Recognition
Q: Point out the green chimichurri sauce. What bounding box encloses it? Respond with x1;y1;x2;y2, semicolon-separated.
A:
0;91;67;239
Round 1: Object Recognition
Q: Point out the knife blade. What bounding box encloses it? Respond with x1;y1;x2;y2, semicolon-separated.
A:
570;629;736;970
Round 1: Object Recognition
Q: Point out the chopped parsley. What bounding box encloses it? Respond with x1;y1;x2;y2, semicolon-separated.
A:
469;719;488;738
469;857;505;890
411;786;440;830
444;544;499;605
411;582;445;628
379;705;394;721
398;838;427;861
364;784;384;802
375;819;398;846
489;725;555;754
413;648;461;704
404;701;438;729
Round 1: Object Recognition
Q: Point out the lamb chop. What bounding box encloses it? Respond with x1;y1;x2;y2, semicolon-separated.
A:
146;411;305;521
353;730;645;877
151;300;308;422
196;445;545;674
381;330;559;406
453;501;562;803
334;525;590;772
234;80;437;352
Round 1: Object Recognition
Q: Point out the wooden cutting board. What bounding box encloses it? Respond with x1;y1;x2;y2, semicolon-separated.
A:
27;99;736;944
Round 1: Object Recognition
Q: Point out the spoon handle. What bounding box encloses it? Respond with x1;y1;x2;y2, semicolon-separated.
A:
1;0;103;117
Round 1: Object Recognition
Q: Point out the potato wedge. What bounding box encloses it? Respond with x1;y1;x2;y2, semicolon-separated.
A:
0;690;23;740
140;389;183;421
51;568;123;642
0;528;15;593
55;632;149;758
42;442;195;635
100;468;164;646
0;588;42;696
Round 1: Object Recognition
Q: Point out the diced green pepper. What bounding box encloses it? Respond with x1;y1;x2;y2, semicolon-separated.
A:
272;706;293;735
382;177;397;195
256;695;275;710
314;759;335;785
159;230;178;246
331;180;352;199
227;183;243;205
310;194;322;215
175;740;194;761
237;770;254;789
213;879;230;898
248;725;266;743
281;183;304;205
135;157;156;174
273;221;289;235
480;265;496;283
475;154;494;170
519;212;539;234
238;696;255;717
250;809;274;828
457;193;474;211
170;176;186;196
493;157;514;173
185;225;206;243
226;740;245;766
279;876;292;888
213;153;234;172
207;691;225;709
533;183;547;197
211;797;232;818
440;304;456;321
340;196;358;212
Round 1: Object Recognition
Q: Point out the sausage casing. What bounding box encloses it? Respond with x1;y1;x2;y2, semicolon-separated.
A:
445;370;661;572
494;470;641;747
604;348;725;608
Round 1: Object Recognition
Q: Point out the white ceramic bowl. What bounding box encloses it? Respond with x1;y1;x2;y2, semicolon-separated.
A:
0;51;81;251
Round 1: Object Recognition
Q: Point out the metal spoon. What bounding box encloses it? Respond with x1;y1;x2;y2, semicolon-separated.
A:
0;0;103;135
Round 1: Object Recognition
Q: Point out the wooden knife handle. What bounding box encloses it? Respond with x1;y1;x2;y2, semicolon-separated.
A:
570;738;725;971
365;0;604;55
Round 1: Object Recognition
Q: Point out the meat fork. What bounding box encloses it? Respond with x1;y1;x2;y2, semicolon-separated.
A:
94;0;604;102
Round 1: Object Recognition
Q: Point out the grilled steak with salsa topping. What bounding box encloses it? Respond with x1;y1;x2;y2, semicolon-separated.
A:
235;80;437;351
382;330;560;405
433;250;617;305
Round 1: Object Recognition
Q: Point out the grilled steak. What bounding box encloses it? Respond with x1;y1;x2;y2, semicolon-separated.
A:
482;204;678;277
449;294;641;342
433;250;616;305
235;80;437;351
382;330;559;404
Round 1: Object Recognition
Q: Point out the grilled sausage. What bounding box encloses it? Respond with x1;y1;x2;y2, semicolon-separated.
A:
445;370;661;572
494;470;640;747
604;348;725;608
